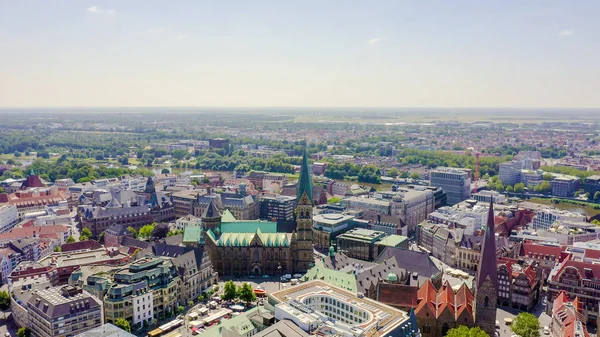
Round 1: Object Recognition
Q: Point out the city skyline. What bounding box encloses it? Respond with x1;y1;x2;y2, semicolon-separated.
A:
1;1;599;108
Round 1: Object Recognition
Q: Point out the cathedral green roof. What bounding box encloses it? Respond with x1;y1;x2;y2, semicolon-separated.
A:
297;147;313;202
214;232;291;247
220;221;277;234
221;209;237;222
183;227;203;243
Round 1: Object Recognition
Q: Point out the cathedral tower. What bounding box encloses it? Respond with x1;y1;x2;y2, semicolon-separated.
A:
294;147;314;273
475;199;499;336
201;199;222;233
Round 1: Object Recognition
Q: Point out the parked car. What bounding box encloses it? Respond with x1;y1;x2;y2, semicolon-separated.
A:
543;326;550;335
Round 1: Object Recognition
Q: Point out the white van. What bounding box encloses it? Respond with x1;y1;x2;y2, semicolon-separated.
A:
291;278;299;285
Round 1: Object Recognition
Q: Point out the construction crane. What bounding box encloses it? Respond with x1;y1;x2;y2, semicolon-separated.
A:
468;147;481;194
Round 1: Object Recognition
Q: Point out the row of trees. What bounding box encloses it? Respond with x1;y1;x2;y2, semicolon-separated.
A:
222;280;257;304
447;312;540;337
324;162;382;183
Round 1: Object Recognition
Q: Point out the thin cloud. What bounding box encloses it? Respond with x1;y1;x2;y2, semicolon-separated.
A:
368;37;386;45
557;29;575;37
87;6;116;14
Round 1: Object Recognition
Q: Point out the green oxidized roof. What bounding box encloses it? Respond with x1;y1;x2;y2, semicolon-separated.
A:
297;147;313;202
183;226;203;243
221;209;237;222
213;231;291;247
220;221;277;233
301;260;357;292
387;272;398;282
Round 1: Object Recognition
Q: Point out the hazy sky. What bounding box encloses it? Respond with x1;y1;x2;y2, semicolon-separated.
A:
1;1;599;108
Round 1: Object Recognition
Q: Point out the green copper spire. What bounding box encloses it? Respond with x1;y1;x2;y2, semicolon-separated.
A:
297;147;313;203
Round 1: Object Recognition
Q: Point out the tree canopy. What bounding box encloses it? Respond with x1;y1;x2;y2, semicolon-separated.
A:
446;326;488;337
0;290;10;311
114;318;132;333
237;282;257;304
222;280;238;301
138;224;156;240
511;312;541;337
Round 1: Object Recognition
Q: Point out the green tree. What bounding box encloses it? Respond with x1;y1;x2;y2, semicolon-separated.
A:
161;168;170;174
188;300;194;307
388;168;399;177
138;224;156;239
127;226;137;238
80;235;89;241
506;185;514;192
0;290;10;311
66;235;75;244
400;171;409;179
0;187;4;193
237;282;257;305
53;246;62;252
542;173;553;181
114;318;131;333
592;219;600;226
17;328;31;337
446;326;488;337
222;280;238;301
190;177;201;186
177;305;185;314
98;232;105;244
410;172;422;180
327;197;341;204
511;312;541;337
494;183;505;192
595;191;600;201
574;191;580;198
539;181;551;194
81;228;92;238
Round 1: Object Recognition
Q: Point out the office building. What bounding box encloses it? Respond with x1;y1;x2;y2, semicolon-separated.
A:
335;228;388;261
532;209;586;231
429;168;471;206
584;175;600;196
270;279;420;337
259;195;296;221
312;213;356;251
499;161;522;186
551;176;579;197
0;204;18;233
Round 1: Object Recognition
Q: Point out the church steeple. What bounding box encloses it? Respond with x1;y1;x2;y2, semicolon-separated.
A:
475;199;498;336
476;199;498;290
297;147;313;203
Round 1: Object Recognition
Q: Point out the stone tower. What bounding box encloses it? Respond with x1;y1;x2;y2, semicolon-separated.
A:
294;147;314;273
475;199;499;336
201;199;222;233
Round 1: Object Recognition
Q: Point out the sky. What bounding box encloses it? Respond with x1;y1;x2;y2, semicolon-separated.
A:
0;1;599;108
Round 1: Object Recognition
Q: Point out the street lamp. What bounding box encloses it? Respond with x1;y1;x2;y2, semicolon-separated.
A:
277;263;282;290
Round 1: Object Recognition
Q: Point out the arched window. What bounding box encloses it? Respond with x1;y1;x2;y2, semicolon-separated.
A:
484;296;490;307
422;324;431;334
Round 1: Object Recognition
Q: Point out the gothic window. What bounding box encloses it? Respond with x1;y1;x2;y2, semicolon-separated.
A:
442;324;450;336
253;249;259;263
484;296;490;307
422;324;431;333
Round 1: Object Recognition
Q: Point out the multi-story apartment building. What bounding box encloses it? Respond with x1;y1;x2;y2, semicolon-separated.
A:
390;187;435;236
497;258;541;311
104;257;180;328
547;254;600;326
172;190;199;218
551;176;579;197
247;171;287;191
499;161;522;186
417;222;462;267
173;248;218;304
429;168;471;206
551;291;590;337
259;195;296;221
532;209;586;231
0;204;18;233
27;285;103;337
